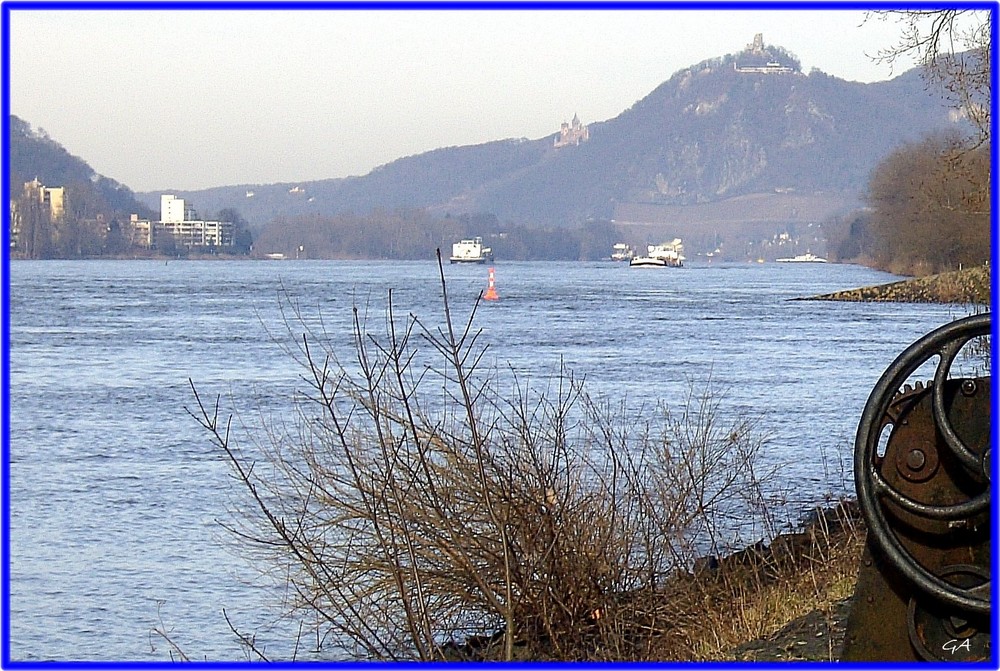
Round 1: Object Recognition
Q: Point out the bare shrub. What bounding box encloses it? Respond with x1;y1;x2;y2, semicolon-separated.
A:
189;254;775;661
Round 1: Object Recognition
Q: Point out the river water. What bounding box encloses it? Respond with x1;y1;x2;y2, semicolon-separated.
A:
6;259;972;661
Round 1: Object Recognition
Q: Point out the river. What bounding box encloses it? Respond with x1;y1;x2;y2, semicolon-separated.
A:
6;259;972;661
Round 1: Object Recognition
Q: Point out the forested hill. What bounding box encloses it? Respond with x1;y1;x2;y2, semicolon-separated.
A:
136;45;966;228
9;116;154;219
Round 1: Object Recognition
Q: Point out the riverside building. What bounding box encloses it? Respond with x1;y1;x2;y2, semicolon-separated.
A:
131;194;234;249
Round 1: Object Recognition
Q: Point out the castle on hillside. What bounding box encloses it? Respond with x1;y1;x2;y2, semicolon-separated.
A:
554;113;589;148
734;33;795;74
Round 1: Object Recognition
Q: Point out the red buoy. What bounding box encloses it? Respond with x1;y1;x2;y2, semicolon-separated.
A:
484;267;499;301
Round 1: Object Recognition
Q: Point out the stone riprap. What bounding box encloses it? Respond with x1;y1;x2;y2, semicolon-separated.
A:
804;265;990;304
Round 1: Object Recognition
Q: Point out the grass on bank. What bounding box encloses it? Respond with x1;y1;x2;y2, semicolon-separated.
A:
690;511;864;661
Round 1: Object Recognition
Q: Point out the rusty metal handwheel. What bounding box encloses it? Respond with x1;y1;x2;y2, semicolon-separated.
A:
854;313;991;616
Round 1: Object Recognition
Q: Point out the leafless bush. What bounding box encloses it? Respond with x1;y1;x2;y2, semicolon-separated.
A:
189;254;775;661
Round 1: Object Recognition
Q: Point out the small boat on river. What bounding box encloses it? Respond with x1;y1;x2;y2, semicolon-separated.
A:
611;243;635;262
450;237;493;264
629;256;667;268
776;252;828;263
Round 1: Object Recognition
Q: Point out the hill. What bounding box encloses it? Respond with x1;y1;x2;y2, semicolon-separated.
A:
135;41;967;234
9;116;154;220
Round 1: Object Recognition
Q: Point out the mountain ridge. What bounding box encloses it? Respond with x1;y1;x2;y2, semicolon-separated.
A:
132;49;961;231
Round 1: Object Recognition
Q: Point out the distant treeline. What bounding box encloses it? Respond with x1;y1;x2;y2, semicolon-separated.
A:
251;210;621;261
825;131;990;276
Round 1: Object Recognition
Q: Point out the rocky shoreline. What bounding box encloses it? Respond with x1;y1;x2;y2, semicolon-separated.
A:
802;265;990;304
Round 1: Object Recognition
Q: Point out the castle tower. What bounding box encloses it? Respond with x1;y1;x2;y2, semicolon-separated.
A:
554;113;589;148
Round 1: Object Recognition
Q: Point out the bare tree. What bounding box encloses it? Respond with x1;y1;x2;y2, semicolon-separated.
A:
869;10;991;145
189;253;779;661
866;131;989;275
13;191;52;259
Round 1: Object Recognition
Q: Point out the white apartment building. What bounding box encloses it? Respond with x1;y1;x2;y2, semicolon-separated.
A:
160;194;187;223
131;195;234;249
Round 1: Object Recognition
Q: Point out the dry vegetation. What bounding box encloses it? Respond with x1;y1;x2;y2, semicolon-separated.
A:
187;255;868;662
705;508;865;661
865;135;990;276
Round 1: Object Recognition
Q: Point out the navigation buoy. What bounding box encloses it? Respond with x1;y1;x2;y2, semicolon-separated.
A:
484;267;499;301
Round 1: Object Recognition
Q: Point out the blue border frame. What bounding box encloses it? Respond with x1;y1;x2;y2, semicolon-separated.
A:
2;1;997;668
3;1;993;9
990;2;999;667
2;0;13;667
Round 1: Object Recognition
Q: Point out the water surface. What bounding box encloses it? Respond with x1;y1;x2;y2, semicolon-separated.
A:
7;259;968;660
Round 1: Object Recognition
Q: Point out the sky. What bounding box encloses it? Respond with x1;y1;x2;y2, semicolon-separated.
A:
6;5;982;193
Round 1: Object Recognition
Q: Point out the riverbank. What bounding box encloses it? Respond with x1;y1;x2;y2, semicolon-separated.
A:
444;501;867;662
691;501;866;662
803;265;990;304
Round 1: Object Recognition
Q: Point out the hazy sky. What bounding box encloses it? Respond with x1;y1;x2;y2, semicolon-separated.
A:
7;6;962;192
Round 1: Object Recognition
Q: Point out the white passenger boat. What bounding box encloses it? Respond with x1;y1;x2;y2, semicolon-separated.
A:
630;239;685;268
611;243;635;262
450;237;493;264
629;256;667;268
776;252;828;263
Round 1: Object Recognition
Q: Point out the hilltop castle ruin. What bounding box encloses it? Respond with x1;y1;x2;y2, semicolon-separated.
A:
734;33;795;74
